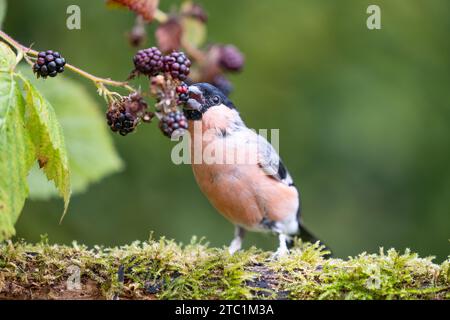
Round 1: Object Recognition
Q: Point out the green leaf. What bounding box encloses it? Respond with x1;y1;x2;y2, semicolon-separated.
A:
0;0;6;29
0;40;15;72
0;72;35;240
20;76;71;218
19;67;123;199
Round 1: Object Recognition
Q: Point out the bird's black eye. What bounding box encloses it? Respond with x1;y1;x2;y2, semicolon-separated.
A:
212;95;221;105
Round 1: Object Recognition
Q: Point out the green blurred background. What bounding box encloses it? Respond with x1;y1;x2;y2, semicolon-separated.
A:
3;0;449;260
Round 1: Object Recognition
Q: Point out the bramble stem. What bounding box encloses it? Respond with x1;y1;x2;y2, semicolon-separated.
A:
0;30;134;93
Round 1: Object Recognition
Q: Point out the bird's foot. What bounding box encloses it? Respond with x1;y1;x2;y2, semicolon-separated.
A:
271;247;290;260
228;237;242;255
228;226;245;255
271;233;290;259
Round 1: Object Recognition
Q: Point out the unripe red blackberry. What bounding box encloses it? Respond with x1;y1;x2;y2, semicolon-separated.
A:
159;110;189;138
163;51;191;81
33;50;66;79
106;93;148;136
176;83;189;105
133;47;164;76
218;45;244;72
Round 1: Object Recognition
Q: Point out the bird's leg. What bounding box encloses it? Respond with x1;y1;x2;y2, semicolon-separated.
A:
228;226;245;255
273;233;290;258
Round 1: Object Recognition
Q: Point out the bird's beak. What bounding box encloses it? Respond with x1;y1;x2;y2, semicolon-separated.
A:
184;85;203;111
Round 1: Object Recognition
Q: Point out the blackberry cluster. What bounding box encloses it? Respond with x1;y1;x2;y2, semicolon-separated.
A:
176;83;189;105
106;93;148;136
33;50;66;79
159;110;189;138
133;47;164;76
163;52;191;81
218;45;244;72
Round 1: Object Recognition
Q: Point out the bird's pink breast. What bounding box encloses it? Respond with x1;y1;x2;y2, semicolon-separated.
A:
192;161;299;228
188;110;299;229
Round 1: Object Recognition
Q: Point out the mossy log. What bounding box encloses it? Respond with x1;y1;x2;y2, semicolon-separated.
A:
0;237;449;300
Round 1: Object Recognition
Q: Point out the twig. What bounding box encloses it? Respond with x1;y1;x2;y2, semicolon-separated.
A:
0;30;134;93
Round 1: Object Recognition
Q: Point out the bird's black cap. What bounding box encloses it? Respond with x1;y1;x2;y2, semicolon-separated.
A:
184;83;235;120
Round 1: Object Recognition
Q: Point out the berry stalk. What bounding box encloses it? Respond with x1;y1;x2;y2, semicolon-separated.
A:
0;30;134;94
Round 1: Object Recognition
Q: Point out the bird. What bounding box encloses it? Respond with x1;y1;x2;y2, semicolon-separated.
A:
183;82;329;257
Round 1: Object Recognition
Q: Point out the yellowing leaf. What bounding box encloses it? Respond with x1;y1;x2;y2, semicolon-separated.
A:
181;16;207;49
0;41;15;72
21;77;71;219
0;72;35;240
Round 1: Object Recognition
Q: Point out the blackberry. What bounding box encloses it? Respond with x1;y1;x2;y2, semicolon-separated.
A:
128;24;147;47
163;51;191;81
218;45;244;72
106;93;148;136
33;50;66;79
123;92;148;114
106;109;137;136
184;3;208;23
176;83;189;105
159;110;189;138
212;75;233;97
133;47;164;76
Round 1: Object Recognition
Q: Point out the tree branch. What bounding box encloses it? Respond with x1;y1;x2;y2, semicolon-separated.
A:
0;239;448;300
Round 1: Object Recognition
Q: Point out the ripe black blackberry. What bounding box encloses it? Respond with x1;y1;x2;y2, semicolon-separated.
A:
218;45;244;72
159;110;189;138
133;47;164;76
212;75;233;97
33;50;66;79
163;51;191;81
106;109;137;136
106;93;148;136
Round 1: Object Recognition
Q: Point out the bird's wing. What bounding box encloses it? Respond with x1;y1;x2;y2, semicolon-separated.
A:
254;131;295;186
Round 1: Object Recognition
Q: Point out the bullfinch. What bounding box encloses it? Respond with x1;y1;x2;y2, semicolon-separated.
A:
183;83;328;256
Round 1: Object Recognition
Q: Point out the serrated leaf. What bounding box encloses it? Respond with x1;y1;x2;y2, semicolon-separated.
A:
181;17;207;49
0;40;15;72
19;66;123;199
0;72;35;240
0;0;6;29
20;77;71;219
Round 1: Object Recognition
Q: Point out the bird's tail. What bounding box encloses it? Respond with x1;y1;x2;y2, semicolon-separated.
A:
288;224;333;258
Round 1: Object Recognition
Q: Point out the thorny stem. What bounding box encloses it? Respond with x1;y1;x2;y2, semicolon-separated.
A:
0;30;135;97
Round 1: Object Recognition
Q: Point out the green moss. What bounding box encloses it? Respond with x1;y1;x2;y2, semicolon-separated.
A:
0;237;448;300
